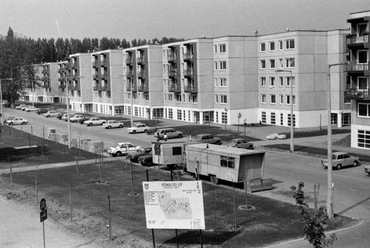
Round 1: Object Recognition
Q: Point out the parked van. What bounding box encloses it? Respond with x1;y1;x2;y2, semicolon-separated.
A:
154;128;183;140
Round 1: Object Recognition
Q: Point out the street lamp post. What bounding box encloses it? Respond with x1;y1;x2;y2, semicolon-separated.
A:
276;69;294;152
0;78;13;124
327;62;347;219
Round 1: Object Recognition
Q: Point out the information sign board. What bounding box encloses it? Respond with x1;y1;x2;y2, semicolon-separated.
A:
142;181;205;229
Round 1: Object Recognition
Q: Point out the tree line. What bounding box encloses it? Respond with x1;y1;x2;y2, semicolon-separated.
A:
0;27;184;107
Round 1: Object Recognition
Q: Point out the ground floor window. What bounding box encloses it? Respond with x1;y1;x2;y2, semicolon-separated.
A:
153;108;163;118
288;114;296;127
358;130;370;149
114;106;124;114
271;112;276;124
177;110;182;120
168;109;173;119
342;113;351;125
221;112;227;124
280;113;284;125
331;113;337;125
261;112;266;124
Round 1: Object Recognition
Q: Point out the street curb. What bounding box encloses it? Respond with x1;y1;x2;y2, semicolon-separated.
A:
263;219;365;248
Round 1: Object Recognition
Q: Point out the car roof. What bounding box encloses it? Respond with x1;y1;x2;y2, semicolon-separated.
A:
118;142;133;145
332;152;348;156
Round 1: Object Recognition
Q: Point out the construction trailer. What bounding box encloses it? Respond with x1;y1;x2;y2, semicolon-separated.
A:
152;141;198;168
186;143;271;192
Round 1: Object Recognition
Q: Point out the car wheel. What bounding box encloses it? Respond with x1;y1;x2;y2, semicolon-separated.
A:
336;164;342;170
46;115;50;118
210;175;219;184
216;140;221;145
22;122;26;125
132;130;136;134
107;126;111;129
9;122;13;125
178;134;183;138
88;123;93;126
353;161;359;167
116;151;122;156
119;125;123;128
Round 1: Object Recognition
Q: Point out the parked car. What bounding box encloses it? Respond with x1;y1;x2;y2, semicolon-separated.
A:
321;152;360;170
69;114;91;123
3;116;15;124
103;120;124;129
106;142;141;156
15;104;27;110
24;106;40;112
61;113;72;121
84;117;106;126
138;154;153;166
127;147;152;162
127;122;149;134
365;165;370;176
5;117;28;125
154;128;183;140
57;112;67;120
36;108;50;115
229;138;254;150
193;134;222;145
43;110;62;118
21;105;32;111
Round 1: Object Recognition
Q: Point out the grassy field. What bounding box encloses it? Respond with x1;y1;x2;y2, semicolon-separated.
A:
0;124;360;247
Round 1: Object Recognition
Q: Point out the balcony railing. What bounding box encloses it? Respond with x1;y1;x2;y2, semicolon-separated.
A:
137;56;145;64
184;84;197;93
347;34;369;46
168;69;178;77
183;53;194;61
344;88;370;100
168;83;181;93
138;84;148;92
346;63;369;72
167;54;177;63
125;57;133;65
183;69;194;77
137;70;145;78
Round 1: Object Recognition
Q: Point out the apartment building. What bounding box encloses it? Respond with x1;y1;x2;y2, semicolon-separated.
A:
58;54;92;112
27;63;60;103
122;45;163;119
344;10;370;150
258;30;350;128
91;49;123;115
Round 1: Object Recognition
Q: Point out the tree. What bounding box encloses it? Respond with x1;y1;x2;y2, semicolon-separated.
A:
291;182;337;248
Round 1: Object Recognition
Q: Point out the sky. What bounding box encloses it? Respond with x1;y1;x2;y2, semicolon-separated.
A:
0;0;369;41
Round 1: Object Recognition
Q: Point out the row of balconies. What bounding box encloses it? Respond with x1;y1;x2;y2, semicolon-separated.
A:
346;62;369;74
93;82;110;91
92;59;108;68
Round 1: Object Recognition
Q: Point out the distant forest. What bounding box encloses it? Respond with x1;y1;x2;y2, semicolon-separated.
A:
0;27;185;64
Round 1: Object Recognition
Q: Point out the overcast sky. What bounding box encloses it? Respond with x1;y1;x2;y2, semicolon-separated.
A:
1;0;369;40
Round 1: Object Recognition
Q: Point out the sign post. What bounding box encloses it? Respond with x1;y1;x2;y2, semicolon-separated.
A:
40;198;47;248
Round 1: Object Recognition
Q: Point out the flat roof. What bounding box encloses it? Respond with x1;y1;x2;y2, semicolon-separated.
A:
187;143;264;156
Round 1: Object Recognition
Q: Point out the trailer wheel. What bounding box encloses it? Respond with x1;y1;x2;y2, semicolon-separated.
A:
210;175;219;184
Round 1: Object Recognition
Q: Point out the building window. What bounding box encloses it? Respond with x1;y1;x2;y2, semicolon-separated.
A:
192;94;198;103
280;113;284;125
278;40;283;50
288;114;296;127
214;62;218;70
286;76;295;87
260;60;266;69
269;77;275;86
269;41;275;51
270;59;275;69
279;76;284;86
176;94;181;102
219;61;227;70
221;112;227;124
261;94;266;103
220;95;227;103
213;45;217;54
280;94;284;104
358;77;368;89
219;44;226;53
260;42;266;52
261;77;266;86
279;58;284;68
177;110;182;120
285;58;295;68
215;94;218;103
358;103;370;117
168;93;173;101
271;112;276;124
261;111;266;124
358;50;368;64
270;94;276;104
220;78;227;87
168;109;173;119
285;39;295;49
214;78;218;87
358;130;370;148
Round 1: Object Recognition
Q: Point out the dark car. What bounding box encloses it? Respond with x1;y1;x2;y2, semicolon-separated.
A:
193;134;222;145
127;147;152;163
36;108;50;115
138;154;153;166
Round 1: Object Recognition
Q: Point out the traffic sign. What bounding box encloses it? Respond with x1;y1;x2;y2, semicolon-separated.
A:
40;198;46;210
40;209;47;222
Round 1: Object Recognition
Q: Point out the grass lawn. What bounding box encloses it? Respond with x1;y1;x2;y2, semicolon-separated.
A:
0;124;360;247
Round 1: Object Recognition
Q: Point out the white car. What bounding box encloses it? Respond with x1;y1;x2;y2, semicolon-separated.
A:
103;120;124;129
84;117;106;126
5;117;28;125
15;104;27;110
24;106;40;112
43;110;62;118
107;142;141;156
127;122;149;134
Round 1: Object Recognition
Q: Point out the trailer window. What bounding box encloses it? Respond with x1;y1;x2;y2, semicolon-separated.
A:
220;156;235;168
172;146;182;155
154;144;161;155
